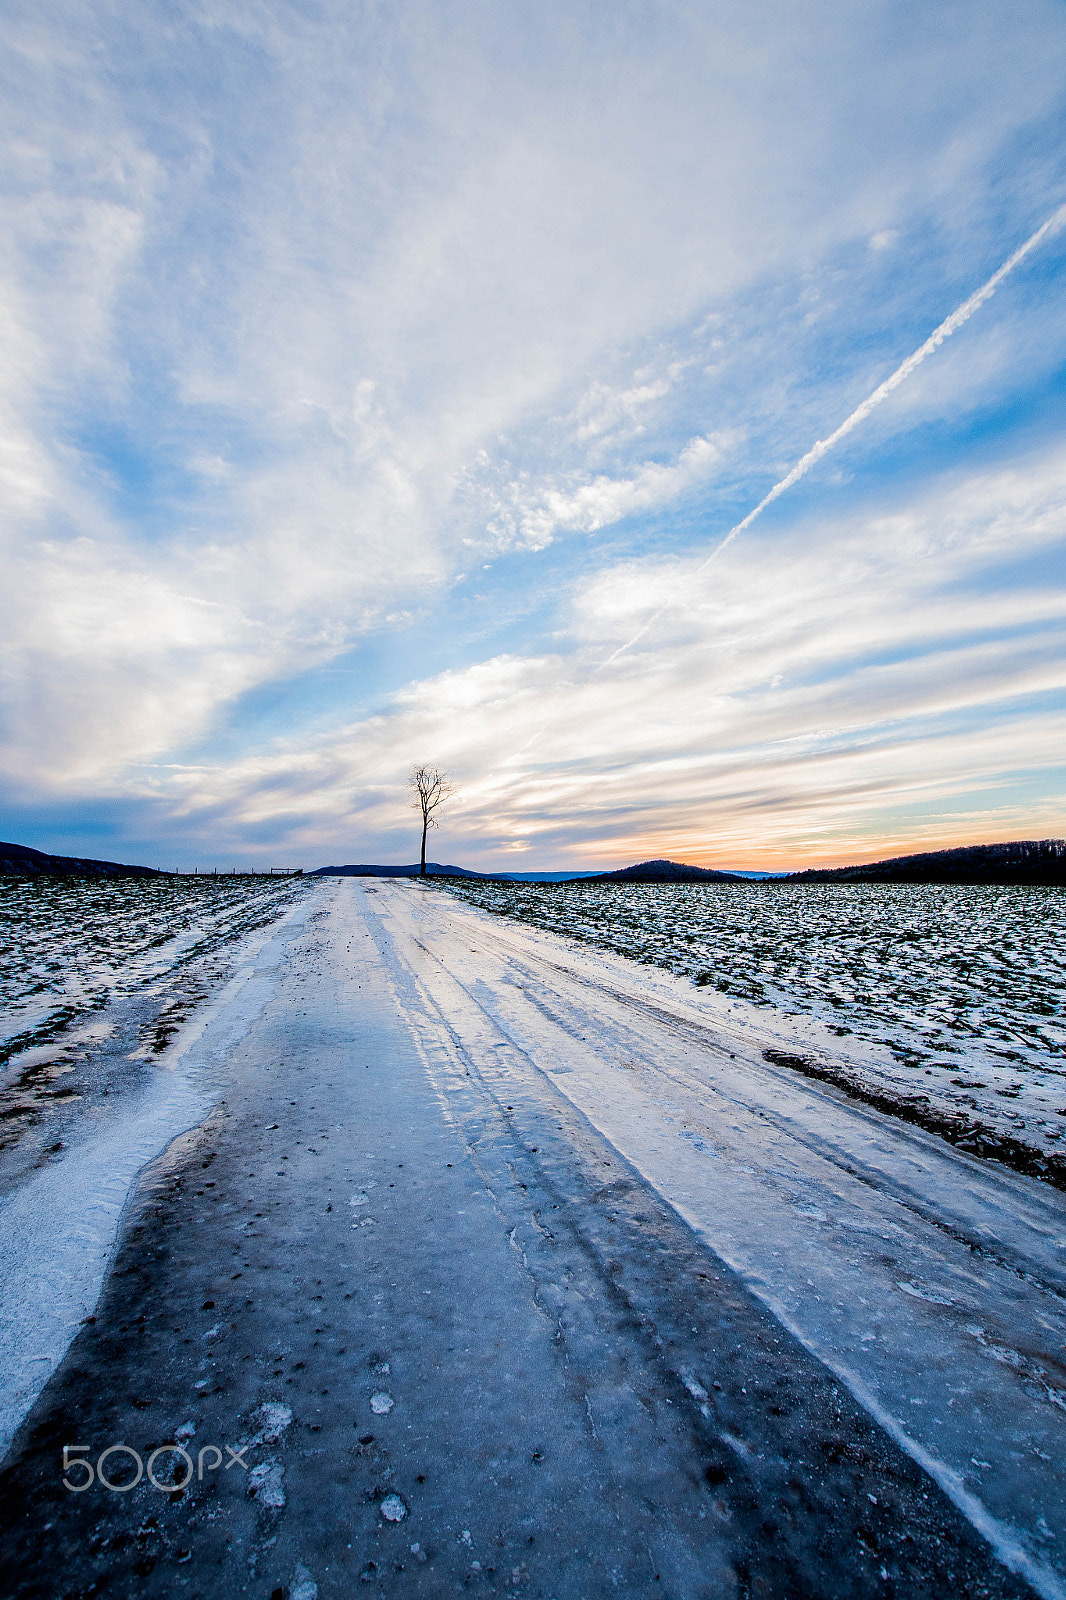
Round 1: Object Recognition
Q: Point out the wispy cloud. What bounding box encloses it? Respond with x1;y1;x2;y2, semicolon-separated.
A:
717;202;1066;549
2;1;1066;863
127;442;1066;867
601;201;1066;664
481;432;734;551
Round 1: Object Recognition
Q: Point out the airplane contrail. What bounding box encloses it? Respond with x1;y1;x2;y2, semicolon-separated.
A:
507;202;1066;761
600;200;1066;669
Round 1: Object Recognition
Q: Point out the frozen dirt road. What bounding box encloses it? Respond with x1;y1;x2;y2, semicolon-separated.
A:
1;878;1063;1599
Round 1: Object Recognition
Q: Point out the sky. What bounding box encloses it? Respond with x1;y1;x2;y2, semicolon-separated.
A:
2;0;1066;873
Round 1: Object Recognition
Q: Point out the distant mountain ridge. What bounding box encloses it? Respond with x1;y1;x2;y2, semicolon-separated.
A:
309;863;596;882
314;842;1066;886
0;840;164;878
6;837;1055;885
787;839;1066;886
310;862;487;878
310;859;740;883
589;858;740;884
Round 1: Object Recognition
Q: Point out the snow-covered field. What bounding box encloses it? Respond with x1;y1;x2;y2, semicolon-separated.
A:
0;875;310;1065
0;880;321;1455
440;879;1066;1180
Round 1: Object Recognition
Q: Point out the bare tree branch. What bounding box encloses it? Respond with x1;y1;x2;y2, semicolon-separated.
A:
407;764;456;877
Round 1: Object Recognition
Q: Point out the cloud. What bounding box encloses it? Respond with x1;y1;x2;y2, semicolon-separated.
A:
482;432;734;551
118;440;1066;866
702;200;1066;556
575;375;676;442
2;0;1066;860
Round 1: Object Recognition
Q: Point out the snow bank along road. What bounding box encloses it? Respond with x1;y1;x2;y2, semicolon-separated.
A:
1;880;1063;1599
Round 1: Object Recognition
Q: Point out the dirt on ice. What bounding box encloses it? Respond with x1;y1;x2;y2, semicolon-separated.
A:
0;878;1061;1599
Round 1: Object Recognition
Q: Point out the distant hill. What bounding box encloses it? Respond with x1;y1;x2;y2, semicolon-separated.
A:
310;862;488;879
589;858;741;884
313;858;743;884
310;862;600;882
309;843;1066;887
787;839;1066;886
484;870;601;883
0;840;164;878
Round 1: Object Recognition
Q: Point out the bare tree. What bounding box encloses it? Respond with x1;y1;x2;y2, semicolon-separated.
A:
407;764;455;878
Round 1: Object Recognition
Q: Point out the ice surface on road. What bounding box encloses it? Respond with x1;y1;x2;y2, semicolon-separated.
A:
380;880;1066;1600
442;878;1066;1168
0;892;320;1458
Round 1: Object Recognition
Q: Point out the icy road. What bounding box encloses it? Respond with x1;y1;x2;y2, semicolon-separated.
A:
2;877;1066;1599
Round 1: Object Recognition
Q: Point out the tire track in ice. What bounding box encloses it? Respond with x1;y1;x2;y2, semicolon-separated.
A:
379;881;1066;1600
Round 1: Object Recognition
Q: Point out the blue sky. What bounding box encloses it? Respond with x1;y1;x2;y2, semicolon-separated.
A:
2;0;1066;871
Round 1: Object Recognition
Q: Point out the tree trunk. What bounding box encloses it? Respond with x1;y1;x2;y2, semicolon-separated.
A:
420;817;428;877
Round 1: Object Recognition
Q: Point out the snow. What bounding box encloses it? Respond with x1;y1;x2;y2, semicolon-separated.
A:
0;875;310;1060
382;878;1066;1599
245;1402;294;1446
248;1460;286;1508
289;1562;319;1600
5;870;1066;1594
0;890;321;1457
440;877;1066;1172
